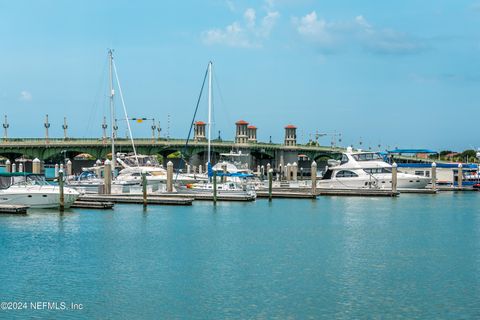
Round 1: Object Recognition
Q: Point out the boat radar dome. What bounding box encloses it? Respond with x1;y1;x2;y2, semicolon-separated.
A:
346;146;353;153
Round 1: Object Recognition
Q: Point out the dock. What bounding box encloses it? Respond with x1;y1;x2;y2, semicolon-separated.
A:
162;192;257;202
256;191;316;199
0;204;28;214
398;188;437;194
71;200;115;209
316;189;400;197
79;194;194;206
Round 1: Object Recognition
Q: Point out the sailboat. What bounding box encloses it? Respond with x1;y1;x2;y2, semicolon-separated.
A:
178;61;256;199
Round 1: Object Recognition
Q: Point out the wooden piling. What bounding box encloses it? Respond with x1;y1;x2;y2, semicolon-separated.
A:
392;162;398;193
167;161;173;192
213;170;217;204
268;169;273;202
142;171;147;208
458;163;463;189
311;161;317;195
32;158;41;174
431;162;437;191
58;170;65;211
66;160;73;176
104;159;112;194
5;159;11;173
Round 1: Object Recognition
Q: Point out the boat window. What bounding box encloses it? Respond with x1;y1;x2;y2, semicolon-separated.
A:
340;154;349;164
415;171;425;176
336;170;358;178
353;153;383;161
364;168;391;174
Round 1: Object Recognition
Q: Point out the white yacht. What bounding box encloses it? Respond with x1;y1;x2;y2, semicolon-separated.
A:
318;148;430;190
180;180;257;198
0;173;79;209
116;154;196;185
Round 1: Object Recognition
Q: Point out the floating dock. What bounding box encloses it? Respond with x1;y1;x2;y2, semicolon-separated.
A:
0;204;28;214
316;189;400;197
79;195;194;206
256;191;316;199
71;200;115;209
162;192;256;202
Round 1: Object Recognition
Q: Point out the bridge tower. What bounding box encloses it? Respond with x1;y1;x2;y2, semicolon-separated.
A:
284;124;297;147
194;121;206;141
62;117;68;140
247;125;257;143
44;114;50;145
3;115;9;141
235;120;249;144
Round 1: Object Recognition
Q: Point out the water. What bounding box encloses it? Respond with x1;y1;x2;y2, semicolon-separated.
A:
0;193;479;319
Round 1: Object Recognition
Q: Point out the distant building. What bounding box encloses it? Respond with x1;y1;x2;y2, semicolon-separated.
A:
235;120;249;144
247;125;257;143
194;121;206;141
284;124;297;146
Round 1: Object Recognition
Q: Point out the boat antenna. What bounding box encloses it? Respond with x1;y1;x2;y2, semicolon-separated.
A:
207;61;213;165
108;49;116;171
112;58;139;166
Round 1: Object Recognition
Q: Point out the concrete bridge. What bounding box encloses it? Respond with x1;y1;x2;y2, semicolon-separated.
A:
0;137;343;169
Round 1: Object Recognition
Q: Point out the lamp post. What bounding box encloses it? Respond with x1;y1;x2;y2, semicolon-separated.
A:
102;116;108;145
44;114;50;144
157;121;161;140
151;119;156;143
3;115;9;141
62;117;68;140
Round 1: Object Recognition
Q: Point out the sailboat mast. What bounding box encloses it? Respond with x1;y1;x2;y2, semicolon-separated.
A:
108;49;116;171
207;61;212;164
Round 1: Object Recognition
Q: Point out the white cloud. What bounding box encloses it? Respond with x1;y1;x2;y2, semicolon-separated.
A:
202;3;279;48
19;90;32;101
294;11;426;55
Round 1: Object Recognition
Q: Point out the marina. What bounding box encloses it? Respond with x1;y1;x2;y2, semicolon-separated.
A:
1;1;479;317
1;193;479;318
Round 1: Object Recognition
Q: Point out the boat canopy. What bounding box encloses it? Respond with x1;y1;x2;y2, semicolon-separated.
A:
387;149;438;154
207;162;254;178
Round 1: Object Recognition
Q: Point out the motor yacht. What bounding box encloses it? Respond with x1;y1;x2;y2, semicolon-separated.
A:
318;148;430;190
0;173;79;209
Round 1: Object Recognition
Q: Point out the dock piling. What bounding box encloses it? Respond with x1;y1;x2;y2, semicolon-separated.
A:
268;169;273;202
431;162;437;191
213;171;217;204
66;160;72;176
392;162;398;193
12;163;16;173
458;163;463;189
142;171;147;208
167;161;173;192
311;161;317;195
5;159;11;173
104;159;112;194
59;170;65;211
32;158;41;174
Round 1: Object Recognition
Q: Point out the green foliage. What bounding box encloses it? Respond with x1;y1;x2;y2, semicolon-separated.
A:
166;151;182;159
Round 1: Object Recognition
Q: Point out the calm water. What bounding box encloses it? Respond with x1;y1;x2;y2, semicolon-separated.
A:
1;193;479;319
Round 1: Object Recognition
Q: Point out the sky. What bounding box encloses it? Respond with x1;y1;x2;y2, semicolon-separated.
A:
0;0;479;151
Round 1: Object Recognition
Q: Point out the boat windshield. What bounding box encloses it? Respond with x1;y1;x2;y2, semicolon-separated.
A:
218;152;250;170
122;155;160;167
352;153;384;161
0;174;49;189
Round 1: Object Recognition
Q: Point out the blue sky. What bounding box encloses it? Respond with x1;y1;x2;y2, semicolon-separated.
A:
0;0;479;151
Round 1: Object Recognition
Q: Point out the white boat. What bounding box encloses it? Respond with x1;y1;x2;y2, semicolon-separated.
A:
116;154;196;185
318;148;430;190
0;173;79;209
180;181;257;198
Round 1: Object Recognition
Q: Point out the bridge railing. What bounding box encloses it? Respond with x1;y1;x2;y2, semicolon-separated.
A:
0;137;344;152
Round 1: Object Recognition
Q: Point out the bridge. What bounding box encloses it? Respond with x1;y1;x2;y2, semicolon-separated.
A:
0;138;344;168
